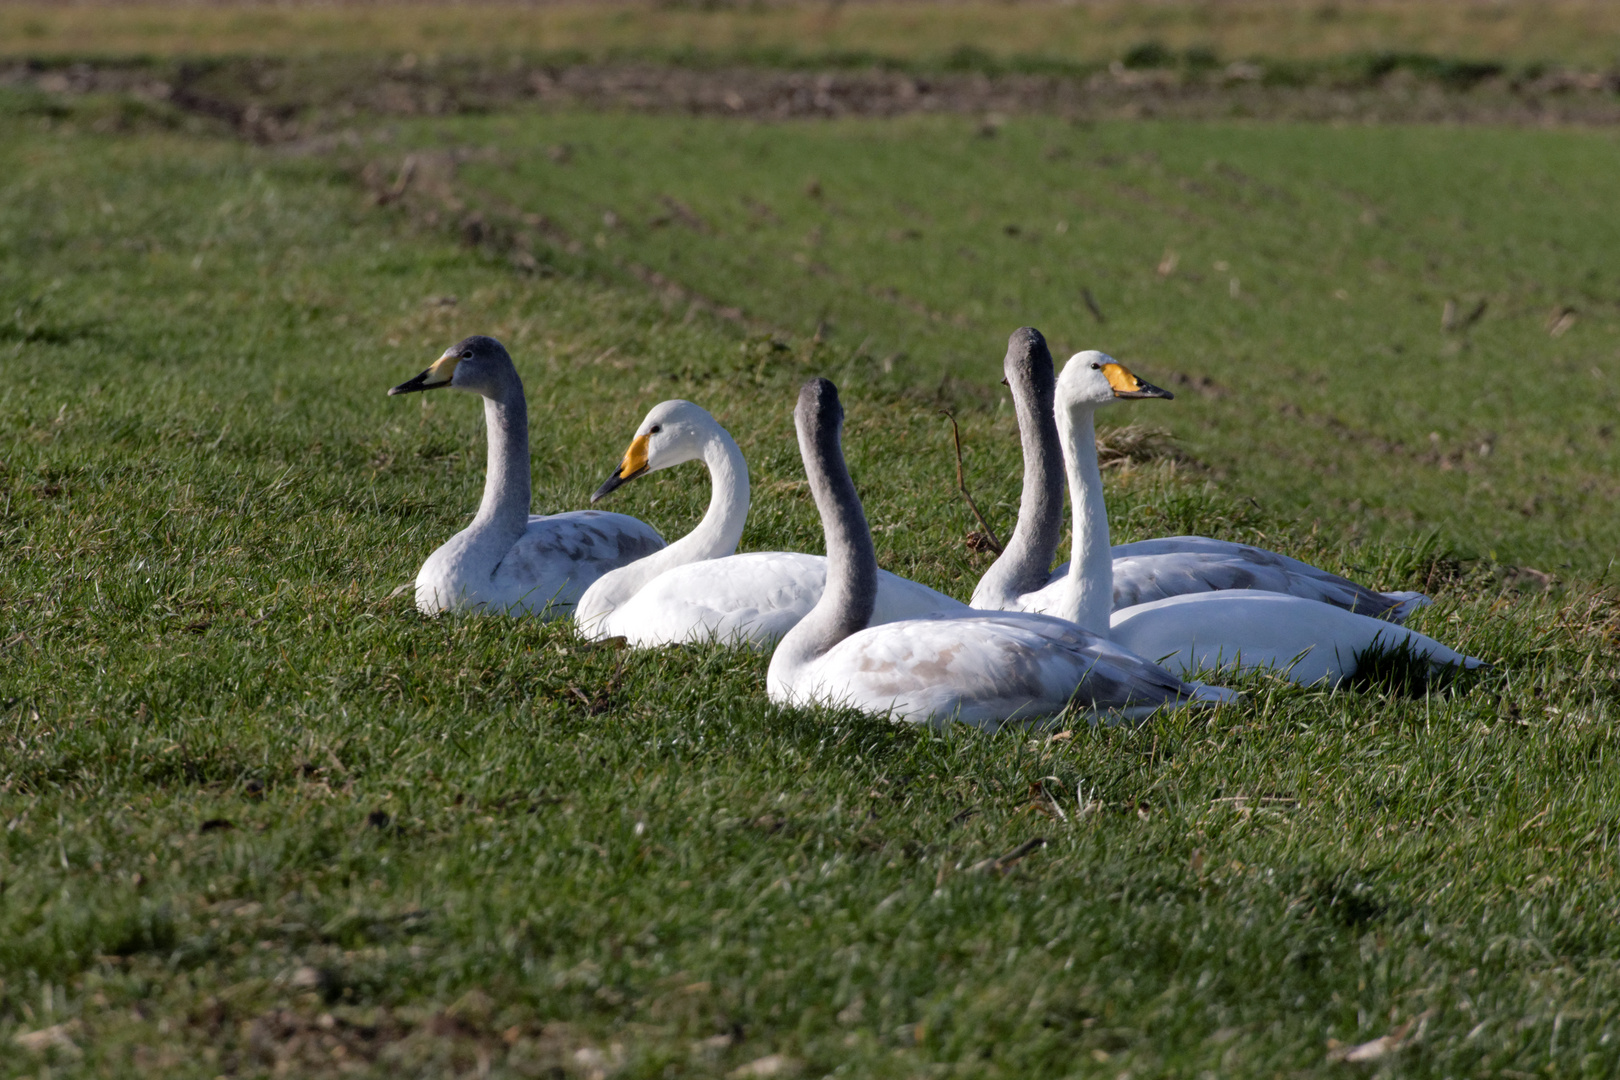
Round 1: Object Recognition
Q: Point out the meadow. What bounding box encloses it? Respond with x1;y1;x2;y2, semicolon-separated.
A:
4;7;1620;1078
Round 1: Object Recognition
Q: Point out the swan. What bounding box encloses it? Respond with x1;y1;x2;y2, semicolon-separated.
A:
576;399;969;647
766;377;1239;729
1042;350;1484;685
388;335;665;617
970;327;1429;622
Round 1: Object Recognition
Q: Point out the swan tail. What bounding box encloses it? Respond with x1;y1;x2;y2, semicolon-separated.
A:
1185;681;1242;706
1377;590;1433;623
1355;630;1488;689
1405;632;1485;672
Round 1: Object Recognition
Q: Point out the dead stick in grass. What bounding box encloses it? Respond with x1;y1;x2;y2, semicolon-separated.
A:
939;410;1002;554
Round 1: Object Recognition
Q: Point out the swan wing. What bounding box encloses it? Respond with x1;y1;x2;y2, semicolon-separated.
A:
1109;589;1483;686
590;553;969;647
593;552;825;647
872;569;972;622
782;612;1227;729
491;510;666;614
1110;536;1427;621
1035;538;1429;621
980;574;1069;617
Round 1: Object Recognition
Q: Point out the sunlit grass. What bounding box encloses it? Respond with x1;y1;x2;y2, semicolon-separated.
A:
3;93;1620;1078
410;110;1620;577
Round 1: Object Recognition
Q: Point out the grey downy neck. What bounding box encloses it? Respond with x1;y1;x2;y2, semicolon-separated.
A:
971;326;1064;608
772;378;878;671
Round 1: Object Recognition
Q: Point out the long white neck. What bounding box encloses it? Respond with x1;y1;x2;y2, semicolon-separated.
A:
577;422;750;619
472;372;532;544
1055;403;1113;635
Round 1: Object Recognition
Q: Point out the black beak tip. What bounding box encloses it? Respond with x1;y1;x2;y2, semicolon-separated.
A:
388;370;445;396
591;473;625;503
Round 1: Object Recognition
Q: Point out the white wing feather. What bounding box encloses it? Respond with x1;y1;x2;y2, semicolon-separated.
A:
1108;589;1483;687
416;510;665;616
583;551;969;648
1003;536;1429;623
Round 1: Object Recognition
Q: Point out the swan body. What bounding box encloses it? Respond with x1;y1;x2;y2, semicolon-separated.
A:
775;608;1238;728
1110;589;1483;686
591;551;969;648
577;399;967;647
970;328;1428;623
1034;348;1482;686
389;335;665;618
766;378;1237;729
1011;539;1430;622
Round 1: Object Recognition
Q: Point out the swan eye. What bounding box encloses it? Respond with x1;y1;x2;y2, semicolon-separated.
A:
1090;362;1102;370
648;424;662;435
461;351;473;360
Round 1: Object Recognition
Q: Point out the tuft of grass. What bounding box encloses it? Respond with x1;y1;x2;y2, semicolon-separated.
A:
3;86;1620;1078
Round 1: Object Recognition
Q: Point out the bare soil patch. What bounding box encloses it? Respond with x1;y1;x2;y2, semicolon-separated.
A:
4;55;1620;142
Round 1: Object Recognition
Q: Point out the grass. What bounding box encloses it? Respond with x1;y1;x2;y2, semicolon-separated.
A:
4;68;1620;1080
401;110;1620;578
6;0;1620;71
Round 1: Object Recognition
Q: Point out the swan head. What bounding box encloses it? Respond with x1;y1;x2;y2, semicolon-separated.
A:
1056;350;1173;411
795;377;844;458
1001;326;1056;397
388;335;514;397
591;399;722;502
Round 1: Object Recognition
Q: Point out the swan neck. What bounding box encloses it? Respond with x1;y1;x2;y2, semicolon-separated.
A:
473;376;531;539
696;426;750;556
781;408;876;666
580;423;750;618
1057;405;1113;635
975;370;1064;605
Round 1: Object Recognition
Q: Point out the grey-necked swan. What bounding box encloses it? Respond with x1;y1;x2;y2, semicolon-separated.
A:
766;377;1237;728
388;335;664;617
971;327;1429;623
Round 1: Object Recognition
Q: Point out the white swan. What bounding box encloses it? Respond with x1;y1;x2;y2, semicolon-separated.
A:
970;327;1429;622
766;377;1238;729
388;335;665;617
575;399;968;647
1042;350;1484;686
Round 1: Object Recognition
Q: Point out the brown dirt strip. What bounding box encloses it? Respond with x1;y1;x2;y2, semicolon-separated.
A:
4;57;1620;142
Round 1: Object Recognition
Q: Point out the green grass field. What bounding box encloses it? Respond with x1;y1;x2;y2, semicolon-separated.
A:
5;20;1620;1079
425;110;1620;577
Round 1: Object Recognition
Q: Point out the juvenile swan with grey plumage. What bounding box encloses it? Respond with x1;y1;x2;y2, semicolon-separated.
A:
970;327;1429;622
576;399;967;647
388;336;665;617
766;378;1238;729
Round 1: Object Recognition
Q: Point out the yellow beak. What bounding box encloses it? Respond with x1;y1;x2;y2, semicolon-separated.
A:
591;433;651;502
1102;362;1174;400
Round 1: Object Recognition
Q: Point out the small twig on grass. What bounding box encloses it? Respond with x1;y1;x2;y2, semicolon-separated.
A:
1;631;40;654
939;411;1002;554
969;837;1047;875
1082;286;1106;323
